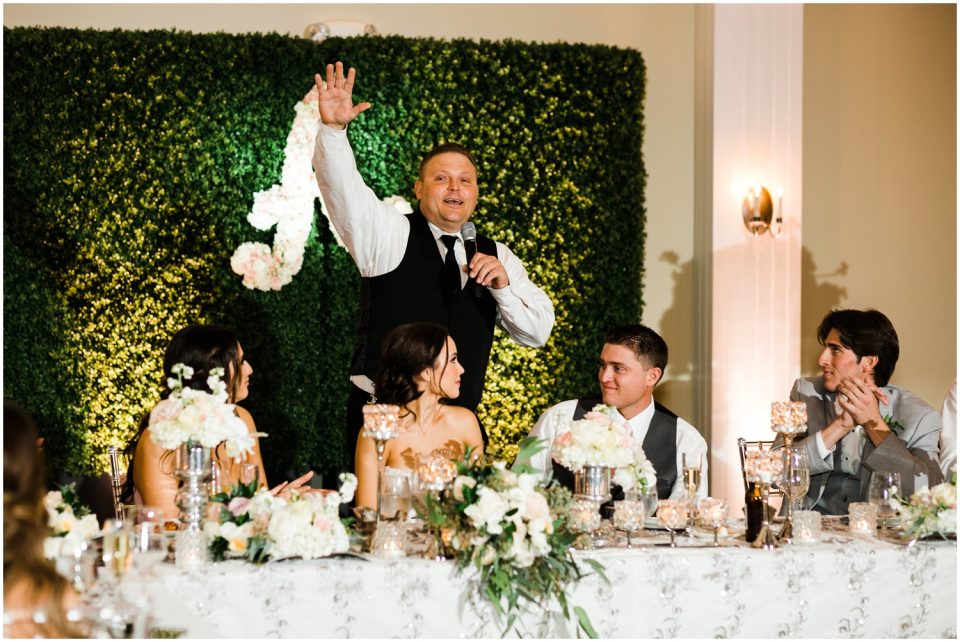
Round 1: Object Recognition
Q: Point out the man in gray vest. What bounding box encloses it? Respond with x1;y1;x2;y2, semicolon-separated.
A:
786;308;943;515
516;324;707;500
312;62;555;473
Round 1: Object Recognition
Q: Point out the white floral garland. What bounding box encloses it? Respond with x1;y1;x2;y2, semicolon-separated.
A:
231;86;411;292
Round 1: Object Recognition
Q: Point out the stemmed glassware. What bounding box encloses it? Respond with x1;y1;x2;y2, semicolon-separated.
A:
697;498;728;547
682;453;702;501
744;449;784;549
613;499;645;547
416;453;457;560
361;404;402;528
868;471;902;536
657;499;689;547
380;470;412;522
778;449;810;544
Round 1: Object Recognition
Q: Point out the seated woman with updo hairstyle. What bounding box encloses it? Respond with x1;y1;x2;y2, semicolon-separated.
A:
121;325;311;518
4;404;83;638
355;322;484;508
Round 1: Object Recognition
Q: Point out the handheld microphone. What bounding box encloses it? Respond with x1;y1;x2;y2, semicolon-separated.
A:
460;222;483;297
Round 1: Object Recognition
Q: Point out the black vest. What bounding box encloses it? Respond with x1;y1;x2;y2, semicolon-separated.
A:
351;211;499;412
551;399;679;502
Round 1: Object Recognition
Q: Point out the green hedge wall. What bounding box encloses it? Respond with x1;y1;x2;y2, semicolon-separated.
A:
3;27;646;483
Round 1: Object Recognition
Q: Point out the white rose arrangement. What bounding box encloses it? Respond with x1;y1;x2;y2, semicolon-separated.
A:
551;404;634;471
148;363;260;459
230;86;412;291
891;473;957;540
423;439;602;637
612;444;658;495
207;473;356;562
43;484;100;559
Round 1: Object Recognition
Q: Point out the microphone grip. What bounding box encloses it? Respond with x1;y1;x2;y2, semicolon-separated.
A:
464;239;483;297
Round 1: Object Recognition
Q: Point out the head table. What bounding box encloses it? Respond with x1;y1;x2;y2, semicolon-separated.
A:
140;526;956;639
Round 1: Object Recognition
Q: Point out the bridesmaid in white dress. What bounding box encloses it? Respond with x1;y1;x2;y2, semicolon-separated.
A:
355;323;483;509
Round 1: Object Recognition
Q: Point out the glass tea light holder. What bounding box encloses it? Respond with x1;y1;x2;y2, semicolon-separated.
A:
793;510;822;545
848;502;877;536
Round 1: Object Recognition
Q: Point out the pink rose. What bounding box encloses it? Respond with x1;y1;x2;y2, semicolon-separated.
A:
313;516;331;532
228;497;250;517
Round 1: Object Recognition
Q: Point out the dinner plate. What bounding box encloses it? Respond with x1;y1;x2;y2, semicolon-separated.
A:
688;525;742;541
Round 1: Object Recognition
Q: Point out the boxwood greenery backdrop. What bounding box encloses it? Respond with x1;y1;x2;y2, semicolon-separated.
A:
3;27;646;484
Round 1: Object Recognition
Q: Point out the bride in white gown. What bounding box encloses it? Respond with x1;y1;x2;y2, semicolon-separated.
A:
355;323;483;509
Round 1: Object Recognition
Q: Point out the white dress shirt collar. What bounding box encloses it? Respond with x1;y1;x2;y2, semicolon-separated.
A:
616;398;656;443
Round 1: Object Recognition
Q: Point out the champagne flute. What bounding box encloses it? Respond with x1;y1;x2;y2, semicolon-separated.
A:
868;471;901;533
682;453;702;500
101;520;134;585
779;449;809;543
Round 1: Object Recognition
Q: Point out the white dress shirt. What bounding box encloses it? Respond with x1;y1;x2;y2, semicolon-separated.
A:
312;124;555;392
516;398;709;500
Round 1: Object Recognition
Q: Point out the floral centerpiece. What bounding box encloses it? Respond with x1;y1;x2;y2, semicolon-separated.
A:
891;472;957;540
43;483;99;559
148;364;260;458
612;443;657;496
422;438;603;637
206;473;357;562
551;404;634;471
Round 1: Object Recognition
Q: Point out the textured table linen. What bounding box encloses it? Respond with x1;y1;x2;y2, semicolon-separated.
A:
147;536;957;638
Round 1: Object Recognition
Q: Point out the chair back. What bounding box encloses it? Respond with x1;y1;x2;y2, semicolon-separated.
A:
736;438;784;498
108;446;124;521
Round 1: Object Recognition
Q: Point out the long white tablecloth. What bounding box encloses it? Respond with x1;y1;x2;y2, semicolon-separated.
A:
145;533;957;638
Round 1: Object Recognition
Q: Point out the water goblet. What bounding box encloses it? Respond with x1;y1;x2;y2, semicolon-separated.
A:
130;533;168;580
657;499;688;547
381;471;412;522
868;471;901;534
240;461;260;486
100;520;134;586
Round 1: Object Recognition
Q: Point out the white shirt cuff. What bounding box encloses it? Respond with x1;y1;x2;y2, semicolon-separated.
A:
815;431;833;459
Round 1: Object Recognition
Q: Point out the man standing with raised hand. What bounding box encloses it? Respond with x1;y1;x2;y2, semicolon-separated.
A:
311;62;555;473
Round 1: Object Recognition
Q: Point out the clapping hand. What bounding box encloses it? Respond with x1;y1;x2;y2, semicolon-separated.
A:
314;62;372;130
837;376;892;444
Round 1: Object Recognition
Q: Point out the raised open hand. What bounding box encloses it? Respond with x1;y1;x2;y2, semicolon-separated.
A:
314;62;372;130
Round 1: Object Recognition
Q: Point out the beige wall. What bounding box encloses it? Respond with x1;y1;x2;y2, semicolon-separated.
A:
802;4;956;408
3;3;700;417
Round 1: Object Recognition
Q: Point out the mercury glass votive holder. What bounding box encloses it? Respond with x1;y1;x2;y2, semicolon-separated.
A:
793;510;822;545
613;499;644;546
571;498;601;534
848;502;877;536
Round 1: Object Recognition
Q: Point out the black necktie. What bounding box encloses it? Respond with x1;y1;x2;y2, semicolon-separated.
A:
440;235;461;304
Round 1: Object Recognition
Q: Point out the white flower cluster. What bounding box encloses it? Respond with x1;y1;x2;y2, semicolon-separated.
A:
892;480;957;538
231;86;412;291
461;463;555;569
42;490;100;559
744;450;784;485
551;405;635;471
206;484;351;561
148;364;258;459
612;443;658;493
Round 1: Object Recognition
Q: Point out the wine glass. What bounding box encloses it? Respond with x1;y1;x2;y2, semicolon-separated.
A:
130;532;168;580
868;471;901;533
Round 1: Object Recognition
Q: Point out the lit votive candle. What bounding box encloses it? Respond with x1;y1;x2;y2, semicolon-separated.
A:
373;523;407;559
848;502;877;536
793;510;821;545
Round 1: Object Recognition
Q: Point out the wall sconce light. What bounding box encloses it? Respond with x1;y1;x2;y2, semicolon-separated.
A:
742;185;784;238
303;20;379;44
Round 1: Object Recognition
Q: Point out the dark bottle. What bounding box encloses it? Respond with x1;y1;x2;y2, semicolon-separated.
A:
745;481;764;542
